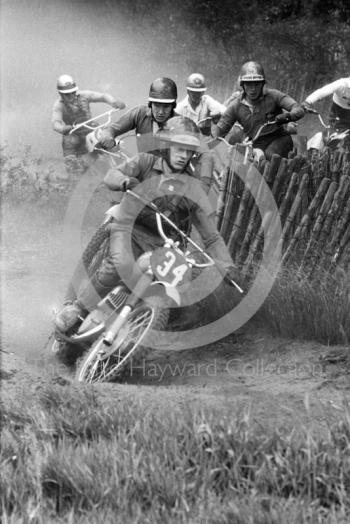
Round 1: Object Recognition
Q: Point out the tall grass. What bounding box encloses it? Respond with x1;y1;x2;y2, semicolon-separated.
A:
260;264;350;345
0;144;69;200
1;385;350;523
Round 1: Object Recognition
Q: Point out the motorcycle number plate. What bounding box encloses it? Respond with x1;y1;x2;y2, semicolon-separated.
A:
151;248;189;287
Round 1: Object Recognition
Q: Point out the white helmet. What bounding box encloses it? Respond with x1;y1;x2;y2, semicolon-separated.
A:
57;74;78;94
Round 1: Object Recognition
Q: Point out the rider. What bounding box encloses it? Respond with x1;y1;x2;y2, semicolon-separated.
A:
176;73;226;136
52;74;126;174
55;117;238;333
302;76;350;132
212;61;305;160
98;77;178;155
98;77;215;193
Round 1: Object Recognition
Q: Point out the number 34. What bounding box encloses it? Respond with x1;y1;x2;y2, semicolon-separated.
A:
156;251;188;286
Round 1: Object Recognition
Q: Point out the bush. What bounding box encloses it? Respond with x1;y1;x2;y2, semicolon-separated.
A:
0;144;70;200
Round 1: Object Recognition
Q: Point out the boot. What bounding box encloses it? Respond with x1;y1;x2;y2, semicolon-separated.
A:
55;302;84;333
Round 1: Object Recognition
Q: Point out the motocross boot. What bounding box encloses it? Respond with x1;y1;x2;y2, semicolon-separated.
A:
55;302;84;333
55;275;116;333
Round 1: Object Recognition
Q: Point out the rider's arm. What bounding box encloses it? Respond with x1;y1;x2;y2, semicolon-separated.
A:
206;95;227;116
51;100;71;134
212;102;238;138
81;89;126;109
305;79;347;105
273;90;305;121
100;106;143;139
104;152;154;190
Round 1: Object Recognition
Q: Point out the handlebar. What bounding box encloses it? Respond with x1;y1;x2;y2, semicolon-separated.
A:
304;107;332;129
69;108;122;135
197;116;213;126
250;120;277;143
154;214;213;268
127;189;244;293
94;146;130;162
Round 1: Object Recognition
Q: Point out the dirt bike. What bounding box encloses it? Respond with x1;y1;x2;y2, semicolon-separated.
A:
64;109;128;173
206;119;279;172
52;189;243;383
306;108;350;152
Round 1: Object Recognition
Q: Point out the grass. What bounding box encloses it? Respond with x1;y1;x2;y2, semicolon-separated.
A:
1;385;350;523
259;263;350;345
2;142;350;522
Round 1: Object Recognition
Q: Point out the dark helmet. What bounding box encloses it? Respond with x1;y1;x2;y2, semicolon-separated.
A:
156;116;201;150
239;61;265;85
148;77;178;103
186;73;207;92
57;74;78;93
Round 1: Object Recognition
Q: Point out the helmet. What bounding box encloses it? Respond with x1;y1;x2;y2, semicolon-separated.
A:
239;62;265;84
186;73;207;92
57;74;78;93
157;116;201;150
148;77;177;103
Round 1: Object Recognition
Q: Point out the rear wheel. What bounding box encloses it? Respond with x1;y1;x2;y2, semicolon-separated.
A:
75;297;169;383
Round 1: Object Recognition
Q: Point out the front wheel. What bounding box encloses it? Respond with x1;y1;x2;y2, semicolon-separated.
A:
75;297;169;383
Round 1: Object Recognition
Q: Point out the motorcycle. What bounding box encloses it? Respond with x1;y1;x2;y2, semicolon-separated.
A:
206;119;279;167
64;109;128;174
52;189;243;383
306;108;350;153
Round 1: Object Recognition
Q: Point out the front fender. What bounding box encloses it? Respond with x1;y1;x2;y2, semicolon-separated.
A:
85;128;102;153
143;281;181;306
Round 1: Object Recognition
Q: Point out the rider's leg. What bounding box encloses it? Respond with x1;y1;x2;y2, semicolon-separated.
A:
329;102;350;132
103;223;163;292
55;225;162;332
226;124;245;145
76;224;164;311
252;148;265;162
264;135;293;160
62;135;87;175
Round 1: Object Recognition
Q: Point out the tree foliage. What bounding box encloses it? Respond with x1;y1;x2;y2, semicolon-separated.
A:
102;0;349;100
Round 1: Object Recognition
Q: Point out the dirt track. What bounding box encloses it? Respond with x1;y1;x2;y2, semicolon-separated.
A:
2;187;350;431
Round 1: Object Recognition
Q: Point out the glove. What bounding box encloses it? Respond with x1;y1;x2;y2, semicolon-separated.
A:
301;100;316;113
112;101;126;110
275;113;292;125
98;135;116;150
62;124;73;135
224;266;244;292
121;176;139;192
210;112;221;124
198;117;211;129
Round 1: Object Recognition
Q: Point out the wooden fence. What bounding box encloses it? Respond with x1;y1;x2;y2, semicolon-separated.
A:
215;145;350;279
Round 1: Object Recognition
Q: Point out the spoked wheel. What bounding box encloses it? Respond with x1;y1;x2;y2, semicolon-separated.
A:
82;220;111;277
64;220;111;304
75;297;169;383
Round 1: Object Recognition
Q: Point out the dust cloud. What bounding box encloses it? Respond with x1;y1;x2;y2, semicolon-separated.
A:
1;0;199;363
1;0;194;158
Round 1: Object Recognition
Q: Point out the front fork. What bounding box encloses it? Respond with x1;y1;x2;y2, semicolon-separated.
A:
103;273;153;346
